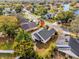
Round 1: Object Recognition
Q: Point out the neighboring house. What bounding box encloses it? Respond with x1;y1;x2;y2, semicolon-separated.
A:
22;7;27;13
69;37;79;56
74;10;79;15
63;3;70;11
44;13;54;19
32;28;56;43
11;9;16;15
20;22;37;31
73;3;79;15
56;34;79;58
3;8;16;16
17;14;38;31
3;8;11;16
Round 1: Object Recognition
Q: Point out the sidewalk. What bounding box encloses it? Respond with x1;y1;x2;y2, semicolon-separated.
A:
0;50;14;53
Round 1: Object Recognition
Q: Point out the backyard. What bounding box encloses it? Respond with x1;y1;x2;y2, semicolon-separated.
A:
0;16;18;50
34;34;58;58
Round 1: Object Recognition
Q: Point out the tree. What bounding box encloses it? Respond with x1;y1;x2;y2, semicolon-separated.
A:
15;5;22;13
54;11;74;23
0;18;18;39
13;29;42;59
13;40;34;58
1;24;17;38
15;29;31;42
34;5;47;16
0;7;3;15
13;29;34;57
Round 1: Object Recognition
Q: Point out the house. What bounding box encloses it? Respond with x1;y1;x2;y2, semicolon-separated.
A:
69;37;79;56
3;8;11;16
3;8;16;16
62;3;70;11
17;14;38;31
56;34;79;58
44;13;54;19
22;7;27;13
32;28;56;43
20;22;37;31
74;10;79;15
11;9;16;15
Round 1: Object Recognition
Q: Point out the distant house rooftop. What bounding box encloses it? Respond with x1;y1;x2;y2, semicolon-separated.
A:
16;14;29;23
21;22;37;31
63;4;70;11
32;28;56;43
17;14;37;31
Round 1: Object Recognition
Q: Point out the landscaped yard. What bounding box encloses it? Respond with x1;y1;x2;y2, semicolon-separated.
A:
0;16;18;50
34;35;58;58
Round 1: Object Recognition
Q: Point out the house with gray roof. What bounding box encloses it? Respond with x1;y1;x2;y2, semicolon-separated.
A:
56;34;79;58
20;22;37;31
17;14;38;31
69;37;79;56
32;28;56;43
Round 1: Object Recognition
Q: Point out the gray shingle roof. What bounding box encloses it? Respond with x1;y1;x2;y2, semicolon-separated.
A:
34;33;42;41
21;23;29;30
38;28;56;40
69;37;79;56
33;28;56;43
21;22;37;30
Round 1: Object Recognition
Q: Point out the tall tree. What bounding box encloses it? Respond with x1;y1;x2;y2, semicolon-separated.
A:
54;11;74;23
14;29;43;59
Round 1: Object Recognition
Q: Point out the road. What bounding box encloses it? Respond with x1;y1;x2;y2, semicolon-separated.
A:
24;9;76;37
47;22;71;34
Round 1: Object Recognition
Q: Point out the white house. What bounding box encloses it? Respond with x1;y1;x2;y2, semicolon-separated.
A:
32;28;56;43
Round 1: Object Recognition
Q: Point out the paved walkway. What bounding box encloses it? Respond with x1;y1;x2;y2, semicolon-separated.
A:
0;50;14;53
